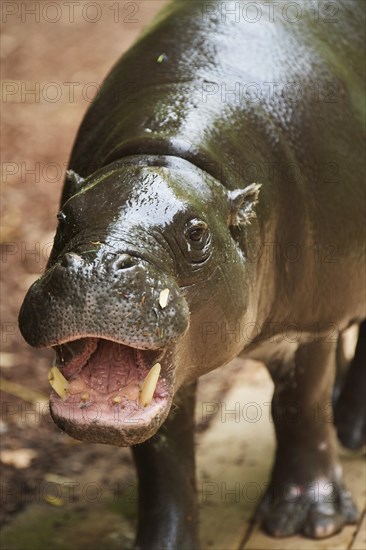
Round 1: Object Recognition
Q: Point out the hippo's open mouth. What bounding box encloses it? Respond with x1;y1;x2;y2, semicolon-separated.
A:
49;337;172;446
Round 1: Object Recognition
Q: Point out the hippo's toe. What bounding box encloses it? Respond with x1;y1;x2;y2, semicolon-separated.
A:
260;481;358;539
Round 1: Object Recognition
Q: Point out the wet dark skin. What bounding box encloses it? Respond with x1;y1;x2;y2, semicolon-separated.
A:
19;0;365;546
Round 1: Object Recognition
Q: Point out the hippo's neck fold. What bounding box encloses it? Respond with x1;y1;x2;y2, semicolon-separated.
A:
102;137;226;188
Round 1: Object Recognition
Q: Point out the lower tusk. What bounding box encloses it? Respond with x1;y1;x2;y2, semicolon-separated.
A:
48;366;69;400
139;363;161;408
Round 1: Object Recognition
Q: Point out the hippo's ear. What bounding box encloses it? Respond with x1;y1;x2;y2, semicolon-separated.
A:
66;169;84;185
228;183;261;226
65;169;85;196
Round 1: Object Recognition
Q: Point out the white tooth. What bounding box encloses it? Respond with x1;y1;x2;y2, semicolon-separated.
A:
48;366;69;400
159;288;170;309
139;363;161;407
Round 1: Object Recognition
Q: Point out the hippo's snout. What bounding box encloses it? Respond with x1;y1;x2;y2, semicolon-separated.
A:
19;248;190;446
19;250;190;350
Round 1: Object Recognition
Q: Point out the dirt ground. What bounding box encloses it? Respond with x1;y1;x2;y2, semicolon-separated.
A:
1;0;169;537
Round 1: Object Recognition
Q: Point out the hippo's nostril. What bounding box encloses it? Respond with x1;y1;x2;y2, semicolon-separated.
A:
113;254;137;271
60;253;83;269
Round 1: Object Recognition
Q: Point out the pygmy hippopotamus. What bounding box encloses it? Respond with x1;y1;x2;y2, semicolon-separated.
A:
19;0;365;547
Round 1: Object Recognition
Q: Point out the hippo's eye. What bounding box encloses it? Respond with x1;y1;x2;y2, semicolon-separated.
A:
182;218;212;264
184;218;210;247
189;227;205;241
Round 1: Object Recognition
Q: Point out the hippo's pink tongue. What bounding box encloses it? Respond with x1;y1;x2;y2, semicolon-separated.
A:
48;338;171;446
54;338;167;406
80;340;137;394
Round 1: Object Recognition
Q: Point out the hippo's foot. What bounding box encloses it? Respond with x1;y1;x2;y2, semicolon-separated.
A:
335;401;366;450
334;320;366;450
260;479;358;538
265;340;360;539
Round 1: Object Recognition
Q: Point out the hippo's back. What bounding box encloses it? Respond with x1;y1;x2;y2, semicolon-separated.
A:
68;0;364;177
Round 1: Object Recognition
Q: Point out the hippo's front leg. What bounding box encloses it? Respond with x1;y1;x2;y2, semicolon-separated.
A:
262;340;358;538
132;381;199;550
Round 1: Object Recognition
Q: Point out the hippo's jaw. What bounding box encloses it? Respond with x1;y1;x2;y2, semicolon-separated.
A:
49;337;173;446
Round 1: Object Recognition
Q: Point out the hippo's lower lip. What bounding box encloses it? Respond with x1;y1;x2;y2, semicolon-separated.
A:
49;338;172;446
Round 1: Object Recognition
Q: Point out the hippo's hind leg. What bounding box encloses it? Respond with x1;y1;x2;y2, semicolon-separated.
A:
132;381;199;550
261;340;358;538
334;320;366;450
